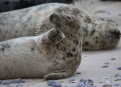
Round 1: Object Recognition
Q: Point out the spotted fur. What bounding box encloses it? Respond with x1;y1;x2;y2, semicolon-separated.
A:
0;3;120;51
0;13;82;80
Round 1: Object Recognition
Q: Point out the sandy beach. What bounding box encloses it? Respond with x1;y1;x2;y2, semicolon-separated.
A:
0;0;121;87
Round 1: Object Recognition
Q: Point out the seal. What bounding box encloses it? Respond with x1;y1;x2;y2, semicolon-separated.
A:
0;3;120;51
0;13;82;80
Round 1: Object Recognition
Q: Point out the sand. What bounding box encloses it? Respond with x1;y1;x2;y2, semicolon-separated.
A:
0;0;121;87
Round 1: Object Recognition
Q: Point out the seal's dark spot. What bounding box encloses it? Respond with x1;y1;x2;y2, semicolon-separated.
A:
15;31;18;34
84;41;89;46
90;29;95;35
67;53;73;57
95;40;98;43
0;48;5;53
73;40;79;45
72;48;76;52
31;47;35;51
0;43;11;53
95;37;98;39
63;57;66;60
84;16;91;23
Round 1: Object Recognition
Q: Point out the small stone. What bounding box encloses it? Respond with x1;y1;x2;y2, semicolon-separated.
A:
77;82;85;86
113;84;120;86
103;77;108;79
98;82;103;83
5;86;11;87
118;14;121;16
47;80;56;86
103;84;112;87
114;74;121;78
79;79;86;83
69;78;75;82
117;67;121;70
75;71;81;74
11;78;24;83
85;79;93;85
1;80;11;85
88;86;96;87
111;58;116;60
16;84;23;87
115;78;121;81
52;82;62;87
104;61;109;64
102;64;109;68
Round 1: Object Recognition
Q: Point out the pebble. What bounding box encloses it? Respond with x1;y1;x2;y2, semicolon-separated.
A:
11;78;24;83
98;82;103;83
102;64;109;68
114;74;121;78
75;72;81;74
114;78;121;81
79;79;86;83
117;67;121;70
79;82;85;86
52;82;62;87
111;58;116;60
104;61;109;64
1;80;11;85
113;84;120;86
85;79;93;85
16;84;23;87
5;86;11;87
103;77;108;79
103;84;112;87
69;78;75;82
47;80;56;86
118;14;121;16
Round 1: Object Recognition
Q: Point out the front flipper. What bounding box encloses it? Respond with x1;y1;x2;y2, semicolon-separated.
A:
47;28;65;43
44;71;72;80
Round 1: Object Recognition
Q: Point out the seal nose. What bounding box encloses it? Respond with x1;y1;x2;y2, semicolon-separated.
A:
111;30;120;39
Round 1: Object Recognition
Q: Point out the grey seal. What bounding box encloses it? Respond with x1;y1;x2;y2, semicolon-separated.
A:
0;3;120;51
0;13;82;80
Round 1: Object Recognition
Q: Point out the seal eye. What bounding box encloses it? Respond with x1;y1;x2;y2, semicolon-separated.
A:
67;16;71;19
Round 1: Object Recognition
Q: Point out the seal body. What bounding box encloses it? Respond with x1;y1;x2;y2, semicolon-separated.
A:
0;3;120;51
0;13;82;80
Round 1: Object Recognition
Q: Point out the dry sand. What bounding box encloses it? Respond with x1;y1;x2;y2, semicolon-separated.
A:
0;0;121;87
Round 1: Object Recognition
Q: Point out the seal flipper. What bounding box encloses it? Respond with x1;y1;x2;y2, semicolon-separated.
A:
44;71;72;80
36;28;65;45
47;28;65;43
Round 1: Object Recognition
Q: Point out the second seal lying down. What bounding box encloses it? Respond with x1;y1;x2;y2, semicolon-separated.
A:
0;13;82;80
0;3;120;51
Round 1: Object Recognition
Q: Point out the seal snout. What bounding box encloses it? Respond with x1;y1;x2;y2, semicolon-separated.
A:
111;30;121;39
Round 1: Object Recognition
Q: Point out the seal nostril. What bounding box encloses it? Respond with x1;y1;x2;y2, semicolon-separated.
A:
111;30;120;39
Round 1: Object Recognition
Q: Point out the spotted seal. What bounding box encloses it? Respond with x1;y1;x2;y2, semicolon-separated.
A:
0;3;120;51
0;13;82;80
